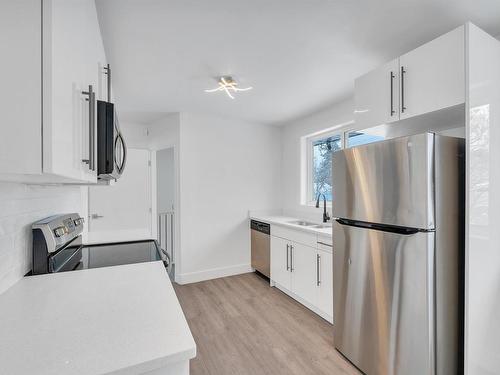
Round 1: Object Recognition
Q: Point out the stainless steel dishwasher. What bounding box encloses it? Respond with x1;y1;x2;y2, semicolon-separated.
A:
250;220;270;278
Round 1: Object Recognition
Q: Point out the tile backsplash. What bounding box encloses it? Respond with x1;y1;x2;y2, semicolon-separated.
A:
0;183;84;294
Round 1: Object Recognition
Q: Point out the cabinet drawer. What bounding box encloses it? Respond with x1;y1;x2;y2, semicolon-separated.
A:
317;235;333;253
271;225;317;248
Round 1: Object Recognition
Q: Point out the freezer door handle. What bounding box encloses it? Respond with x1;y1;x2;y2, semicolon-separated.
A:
335;218;424;235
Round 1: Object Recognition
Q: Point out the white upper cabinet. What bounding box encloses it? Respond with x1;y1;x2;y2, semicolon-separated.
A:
0;0;107;184
354;59;400;129
399;26;465;120
0;0;42;176
355;25;465;128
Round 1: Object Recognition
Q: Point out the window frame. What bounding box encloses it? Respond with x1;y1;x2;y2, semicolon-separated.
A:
302;120;389;208
304;127;348;207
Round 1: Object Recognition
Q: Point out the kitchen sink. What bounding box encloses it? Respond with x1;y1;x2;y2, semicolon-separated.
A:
287;220;316;227
311;224;331;229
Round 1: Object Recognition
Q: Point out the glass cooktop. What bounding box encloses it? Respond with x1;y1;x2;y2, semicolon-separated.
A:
76;240;164;270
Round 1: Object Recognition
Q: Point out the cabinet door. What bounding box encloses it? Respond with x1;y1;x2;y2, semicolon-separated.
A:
354;59;400;128
81;0;108;179
399;25;465;120
43;0;105;182
290;243;317;306
316;250;333;318
0;0;42;175
270;236;291;290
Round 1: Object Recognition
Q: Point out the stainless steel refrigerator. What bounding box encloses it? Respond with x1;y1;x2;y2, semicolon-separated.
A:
332;133;464;375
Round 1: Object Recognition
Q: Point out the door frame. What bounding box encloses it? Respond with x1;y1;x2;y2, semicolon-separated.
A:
151;144;180;282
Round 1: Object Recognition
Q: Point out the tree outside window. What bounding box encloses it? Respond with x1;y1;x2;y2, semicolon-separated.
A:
312;135;342;201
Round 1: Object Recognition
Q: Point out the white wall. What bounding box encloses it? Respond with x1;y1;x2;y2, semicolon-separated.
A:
120;121;151;149
148;113;180;150
280;99;354;222
0;183;84;294
177;112;281;283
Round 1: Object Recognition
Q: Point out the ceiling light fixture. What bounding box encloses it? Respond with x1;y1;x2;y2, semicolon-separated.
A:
204;76;252;99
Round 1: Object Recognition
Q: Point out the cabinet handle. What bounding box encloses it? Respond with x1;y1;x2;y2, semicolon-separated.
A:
81;87;90;166
390;71;395;116
401;66;406;113
286;244;290;271
317;241;332;248
91;88;96;171
104;64;111;102
290;245;294;272
82;85;95;171
316;254;321;286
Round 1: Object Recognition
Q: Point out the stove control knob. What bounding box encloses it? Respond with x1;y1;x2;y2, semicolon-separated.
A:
54;226;66;237
74;218;84;226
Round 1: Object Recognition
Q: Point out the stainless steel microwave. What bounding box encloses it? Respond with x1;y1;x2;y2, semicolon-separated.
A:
96;101;126;181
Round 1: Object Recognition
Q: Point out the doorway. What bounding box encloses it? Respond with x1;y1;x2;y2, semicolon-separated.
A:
156;147;176;279
87;148;152;243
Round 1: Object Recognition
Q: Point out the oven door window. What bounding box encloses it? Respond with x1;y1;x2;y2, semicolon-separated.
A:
48;236;83;273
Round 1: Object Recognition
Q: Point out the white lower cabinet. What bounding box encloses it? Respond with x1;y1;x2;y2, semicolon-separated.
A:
291;242;318;307
316;249;333;316
270;230;333;323
270;236;291;290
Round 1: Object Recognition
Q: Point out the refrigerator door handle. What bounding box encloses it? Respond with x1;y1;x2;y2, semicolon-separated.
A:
335;218;423;235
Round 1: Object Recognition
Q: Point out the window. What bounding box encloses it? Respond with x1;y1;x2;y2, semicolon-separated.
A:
308;132;342;203
303;122;383;206
347;130;385;148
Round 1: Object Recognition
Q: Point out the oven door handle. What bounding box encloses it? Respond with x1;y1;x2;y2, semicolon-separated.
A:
49;246;83;273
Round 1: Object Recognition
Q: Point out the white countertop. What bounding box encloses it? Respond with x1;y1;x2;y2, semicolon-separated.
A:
250;215;333;238
0;262;196;375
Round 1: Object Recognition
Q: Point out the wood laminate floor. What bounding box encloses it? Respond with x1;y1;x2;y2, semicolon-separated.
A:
173;272;362;375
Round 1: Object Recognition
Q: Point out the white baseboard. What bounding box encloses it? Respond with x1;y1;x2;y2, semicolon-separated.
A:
175;264;253;284
273;282;334;324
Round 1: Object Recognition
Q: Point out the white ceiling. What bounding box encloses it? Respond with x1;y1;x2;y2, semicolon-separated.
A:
96;0;500;125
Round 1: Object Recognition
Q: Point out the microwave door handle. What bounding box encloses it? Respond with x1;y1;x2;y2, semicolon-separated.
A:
115;132;127;173
114;135;121;171
120;133;127;173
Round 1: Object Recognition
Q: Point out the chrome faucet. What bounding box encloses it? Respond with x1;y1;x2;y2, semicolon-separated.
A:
315;193;331;223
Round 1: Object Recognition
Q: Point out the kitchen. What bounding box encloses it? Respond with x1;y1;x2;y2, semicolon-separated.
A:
1;1;500;375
